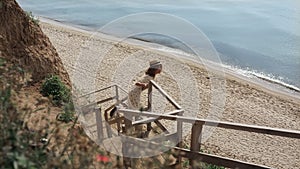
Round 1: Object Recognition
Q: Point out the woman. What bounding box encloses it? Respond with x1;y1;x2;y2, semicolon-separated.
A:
127;60;162;111
125;60;162;139
109;60;162;118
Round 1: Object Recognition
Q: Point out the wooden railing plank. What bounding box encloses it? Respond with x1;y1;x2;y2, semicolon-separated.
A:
150;80;182;109
96;97;115;105
118;109;300;139
108;116;125;125
175;147;271;169
79;96;115;110
132;109;183;125
146;132;178;143
79;85;116;98
154;120;169;134
123;136;271;169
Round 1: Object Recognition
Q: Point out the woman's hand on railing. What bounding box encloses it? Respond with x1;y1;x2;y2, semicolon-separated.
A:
135;82;148;90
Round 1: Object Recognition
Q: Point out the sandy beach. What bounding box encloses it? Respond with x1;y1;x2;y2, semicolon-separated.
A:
40;20;300;168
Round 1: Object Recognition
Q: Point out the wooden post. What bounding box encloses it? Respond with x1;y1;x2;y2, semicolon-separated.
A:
190;122;203;168
116;113;121;135
115;85;119;102
176;111;184;166
95;107;104;143
122;144;131;169
123;114;133;168
115;85;120;135
147;82;152;131
104;106;113;138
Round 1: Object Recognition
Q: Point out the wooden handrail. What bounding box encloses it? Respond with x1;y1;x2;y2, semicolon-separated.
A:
132;109;184;125
175;147;271;169
150;80;182;109
79;85;116;98
79;97;116;109
78;84;128;98
122;136;271;169
118;109;300;139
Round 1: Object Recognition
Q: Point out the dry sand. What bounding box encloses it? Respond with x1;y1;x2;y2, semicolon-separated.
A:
40;20;300;169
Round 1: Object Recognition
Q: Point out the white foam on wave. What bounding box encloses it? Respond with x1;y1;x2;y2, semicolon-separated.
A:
222;64;300;92
148;43;300;94
250;71;300;92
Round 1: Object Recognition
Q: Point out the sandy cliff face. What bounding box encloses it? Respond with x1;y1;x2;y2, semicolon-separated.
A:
0;0;70;86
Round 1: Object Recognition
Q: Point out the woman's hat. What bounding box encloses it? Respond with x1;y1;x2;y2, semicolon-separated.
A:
149;60;162;69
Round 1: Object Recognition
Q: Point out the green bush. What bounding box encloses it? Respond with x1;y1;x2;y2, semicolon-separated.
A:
41;75;75;123
204;164;225;169
57;101;75;123
41;75;70;106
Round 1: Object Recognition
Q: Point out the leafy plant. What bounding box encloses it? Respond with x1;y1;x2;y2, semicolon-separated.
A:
204;163;225;169
57;101;75;123
41;75;76;123
40;75;70;106
25;11;39;25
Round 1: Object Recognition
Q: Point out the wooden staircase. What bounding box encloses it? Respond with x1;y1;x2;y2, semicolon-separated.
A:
76;81;300;169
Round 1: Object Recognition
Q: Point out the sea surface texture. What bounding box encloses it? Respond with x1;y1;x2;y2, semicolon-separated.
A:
17;0;300;90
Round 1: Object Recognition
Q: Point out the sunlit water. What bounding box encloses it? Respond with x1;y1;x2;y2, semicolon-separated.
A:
17;0;300;90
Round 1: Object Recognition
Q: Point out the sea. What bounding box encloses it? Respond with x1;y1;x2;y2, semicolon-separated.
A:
17;0;300;93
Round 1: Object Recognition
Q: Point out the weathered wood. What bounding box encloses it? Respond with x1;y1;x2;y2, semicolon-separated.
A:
104;105;116;138
154;120;169;133
115;85;119;102
147;82;152;111
131;109;183;125
119;109;300;139
95;108;104;143
147;132;178;143
103;96;129;137
79;85;116;98
147;82;153;131
96;97;115;105
150;80;182;109
191;122;203;151
117;118;122;134
81;83;300;169
176;111;183;166
174;147;271;169
80;97;115;111
107;116;124;125
104;104;115;120
190;122;204;167
123;113;134;168
124;136;271;169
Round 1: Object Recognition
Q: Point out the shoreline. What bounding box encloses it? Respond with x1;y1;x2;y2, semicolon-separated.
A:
39;17;300;102
40;18;300;169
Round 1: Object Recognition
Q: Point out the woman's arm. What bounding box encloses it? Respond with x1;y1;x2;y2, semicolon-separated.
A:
135;82;148;90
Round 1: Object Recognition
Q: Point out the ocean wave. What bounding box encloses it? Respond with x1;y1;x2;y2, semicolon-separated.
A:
144;41;300;93
222;64;300;93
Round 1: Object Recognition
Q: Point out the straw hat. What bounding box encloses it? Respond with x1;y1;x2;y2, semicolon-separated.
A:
149;60;162;69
